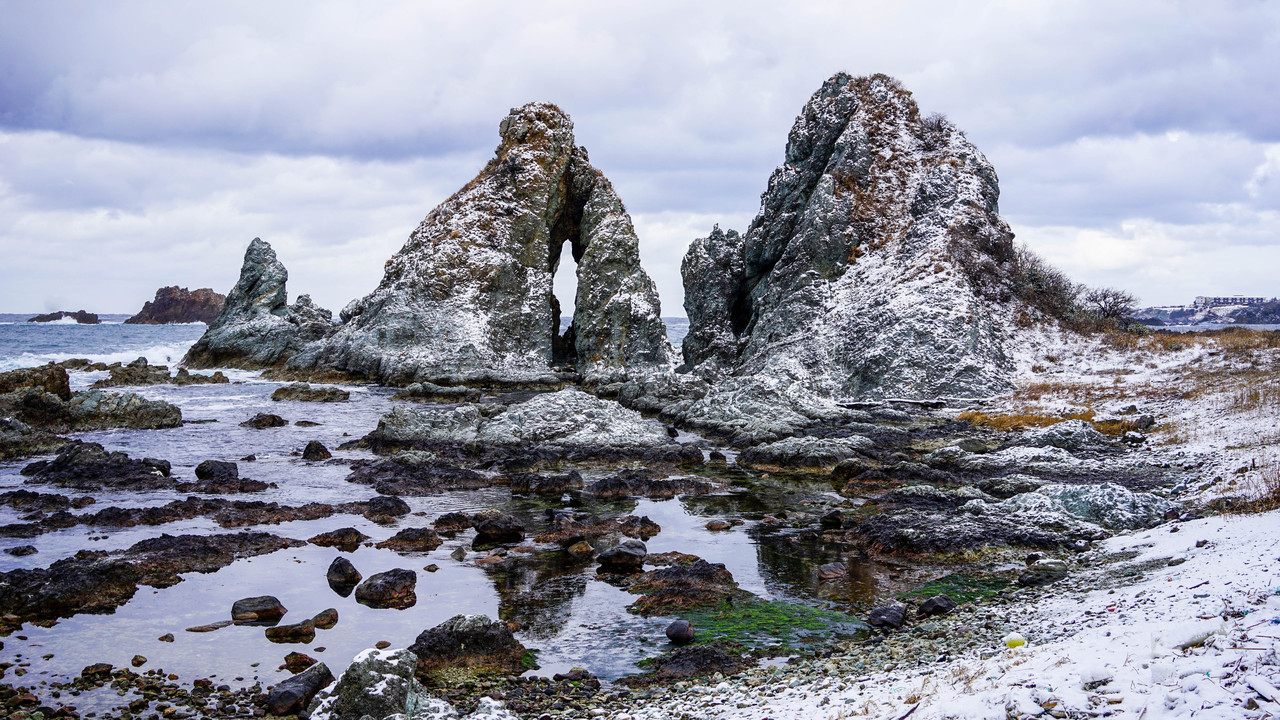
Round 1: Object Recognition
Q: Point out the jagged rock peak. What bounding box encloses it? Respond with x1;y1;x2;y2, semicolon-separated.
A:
291;102;672;386
184;238;335;369
681;72;1016;402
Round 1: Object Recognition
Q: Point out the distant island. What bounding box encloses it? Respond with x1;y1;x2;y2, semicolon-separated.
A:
125;286;226;325
1131;295;1280;326
26;310;100;324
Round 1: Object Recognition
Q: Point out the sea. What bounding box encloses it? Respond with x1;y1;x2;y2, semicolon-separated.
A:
0;314;692;373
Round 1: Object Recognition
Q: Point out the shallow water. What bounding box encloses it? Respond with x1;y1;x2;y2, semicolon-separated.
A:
0;318;874;697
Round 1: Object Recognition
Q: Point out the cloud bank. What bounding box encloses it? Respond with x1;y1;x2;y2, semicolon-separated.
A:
1;0;1277;312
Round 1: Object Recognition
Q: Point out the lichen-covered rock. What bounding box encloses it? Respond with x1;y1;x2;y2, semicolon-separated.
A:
736;434;873;470
290;103;672;386
1012;420;1113;451
1035;483;1176;530
308;649;451;720
125;286;226;325
271;382;350;402
364;388;697;464
65;389;183;430
184;238;335;369
0;365;72;401
676;73;1021;438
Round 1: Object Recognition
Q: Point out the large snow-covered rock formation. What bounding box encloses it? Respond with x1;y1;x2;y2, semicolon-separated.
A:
682;73;1018;401
291;102;672;386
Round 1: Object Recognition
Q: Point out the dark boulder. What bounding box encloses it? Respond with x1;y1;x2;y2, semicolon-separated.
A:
433;511;472;534
345;456;489;496
240;413;287;428
266;661;334;716
309;527;369;551
271;383;350;402
195;460;238;482
471;509;525;545
0;365;72;401
302;441;332;461
597;539;647;574
361;495;411;522
265;619;315;643
312;608;338;629
917;594;958;617
374;527;443;553
354;569;417;609
867;603;906;629
628;559;738;615
620;641;748;684
231;595;287;624
665;619;695;645
326;556;362;590
21;441;173;491
409;614;530;675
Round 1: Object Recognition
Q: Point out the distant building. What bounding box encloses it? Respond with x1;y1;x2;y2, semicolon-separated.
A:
1193;295;1275;308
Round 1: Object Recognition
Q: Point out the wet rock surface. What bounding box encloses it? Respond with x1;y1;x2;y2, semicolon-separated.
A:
627;559;739;615
28;310;99;324
409;614;530;676
354;568;417;609
125;285;226;325
0;531;303;623
21;441;173;491
271;382;349;402
345;454;489;495
374;527;444;553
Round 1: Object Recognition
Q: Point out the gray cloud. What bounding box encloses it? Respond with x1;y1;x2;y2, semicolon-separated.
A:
1;0;1278;312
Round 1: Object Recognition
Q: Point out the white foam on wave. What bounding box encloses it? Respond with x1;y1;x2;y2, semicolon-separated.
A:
0;341;200;373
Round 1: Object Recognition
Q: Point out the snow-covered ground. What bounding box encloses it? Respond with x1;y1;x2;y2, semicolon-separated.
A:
609;328;1280;720
616;510;1280;720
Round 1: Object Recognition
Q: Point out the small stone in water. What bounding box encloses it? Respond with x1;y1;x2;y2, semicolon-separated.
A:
375;640;391;649
131;655;147;667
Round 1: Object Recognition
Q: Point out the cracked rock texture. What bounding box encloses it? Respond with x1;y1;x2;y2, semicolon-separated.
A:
291;102;672;386
676;73;1020;439
184;238;335;369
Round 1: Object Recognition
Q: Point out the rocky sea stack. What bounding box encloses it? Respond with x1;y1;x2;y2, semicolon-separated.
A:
125;286;226;325
628;73;1025;442
289;102;672;386
183;238;336;369
683;73;1016;398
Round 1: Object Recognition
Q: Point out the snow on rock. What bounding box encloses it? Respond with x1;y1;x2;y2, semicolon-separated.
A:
365;388;689;460
1036;482;1177;530
290;102;672;386
679;72;1019;432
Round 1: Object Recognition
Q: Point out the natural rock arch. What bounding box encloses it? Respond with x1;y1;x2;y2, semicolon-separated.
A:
290;103;672;386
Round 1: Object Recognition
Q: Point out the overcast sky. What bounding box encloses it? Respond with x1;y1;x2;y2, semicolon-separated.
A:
2;1;1278;315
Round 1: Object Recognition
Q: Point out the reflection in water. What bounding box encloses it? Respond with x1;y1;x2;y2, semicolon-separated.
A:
0;375;888;692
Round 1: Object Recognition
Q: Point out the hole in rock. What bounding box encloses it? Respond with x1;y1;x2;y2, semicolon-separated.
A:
550;241;578;366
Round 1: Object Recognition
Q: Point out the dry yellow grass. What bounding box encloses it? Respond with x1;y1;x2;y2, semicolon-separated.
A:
955;409;1146;438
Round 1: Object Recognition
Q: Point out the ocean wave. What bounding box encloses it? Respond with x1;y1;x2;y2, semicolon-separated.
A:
0;341;200;373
